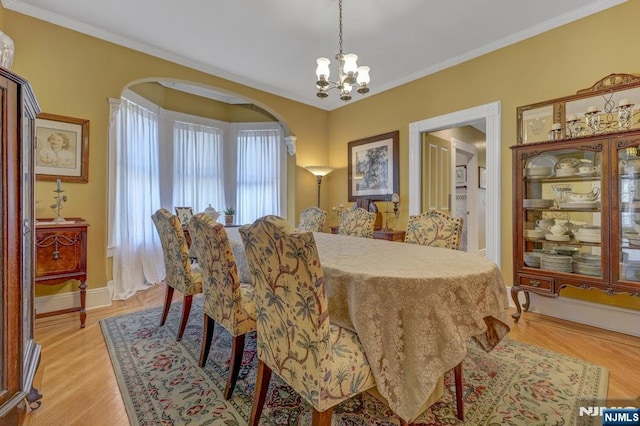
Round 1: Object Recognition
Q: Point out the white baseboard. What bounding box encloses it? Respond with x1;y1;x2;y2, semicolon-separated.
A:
507;286;640;337
35;285;112;314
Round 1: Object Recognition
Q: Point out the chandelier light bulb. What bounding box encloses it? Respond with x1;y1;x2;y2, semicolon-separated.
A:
342;53;358;74
315;57;331;83
356;66;370;85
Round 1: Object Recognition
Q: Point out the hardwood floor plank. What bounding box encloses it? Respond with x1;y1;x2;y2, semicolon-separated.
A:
24;284;640;425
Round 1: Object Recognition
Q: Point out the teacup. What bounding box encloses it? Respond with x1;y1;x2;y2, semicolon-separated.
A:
567;188;600;202
550;224;568;236
536;219;554;232
579;165;597;173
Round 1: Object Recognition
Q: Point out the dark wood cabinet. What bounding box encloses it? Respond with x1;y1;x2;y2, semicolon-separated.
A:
35;219;90;328
511;74;640;322
0;68;42;424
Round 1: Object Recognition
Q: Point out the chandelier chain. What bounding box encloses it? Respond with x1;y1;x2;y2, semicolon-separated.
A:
338;0;343;55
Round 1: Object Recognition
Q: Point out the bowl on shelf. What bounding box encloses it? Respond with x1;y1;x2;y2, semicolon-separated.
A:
566;188;600;202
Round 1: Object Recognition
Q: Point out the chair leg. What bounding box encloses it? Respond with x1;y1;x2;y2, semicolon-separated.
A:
311;407;333;426
453;361;464;421
176;294;193;341
159;285;175;326
199;314;215;367
248;360;272;426
224;334;246;400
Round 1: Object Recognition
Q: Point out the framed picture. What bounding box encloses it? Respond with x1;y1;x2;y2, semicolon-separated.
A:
455;165;467;187
478;166;487;189
35;113;90;183
348;130;399;201
175;207;194;224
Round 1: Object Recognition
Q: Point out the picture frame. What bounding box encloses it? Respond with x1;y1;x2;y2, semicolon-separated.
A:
455;165;467;187
478;166;487;189
174;207;194;224
347;130;399;201
35;113;90;183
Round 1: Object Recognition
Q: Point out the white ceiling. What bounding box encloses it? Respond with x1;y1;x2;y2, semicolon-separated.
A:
3;0;625;110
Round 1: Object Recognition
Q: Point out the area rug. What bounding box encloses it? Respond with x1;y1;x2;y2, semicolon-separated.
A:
101;298;608;425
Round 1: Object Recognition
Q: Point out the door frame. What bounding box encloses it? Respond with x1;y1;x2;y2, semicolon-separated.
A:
408;101;501;266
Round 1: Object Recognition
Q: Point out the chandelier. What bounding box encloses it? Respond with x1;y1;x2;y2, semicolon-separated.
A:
315;0;370;101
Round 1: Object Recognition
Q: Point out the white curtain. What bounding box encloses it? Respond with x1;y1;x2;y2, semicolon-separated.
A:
111;97;164;300
236;129;282;224
172;121;226;213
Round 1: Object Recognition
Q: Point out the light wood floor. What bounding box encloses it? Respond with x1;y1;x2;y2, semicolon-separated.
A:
24;284;640;426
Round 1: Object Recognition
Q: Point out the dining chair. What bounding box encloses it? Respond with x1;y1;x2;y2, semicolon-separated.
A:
240;215;377;426
187;213;256;399
298;206;327;232
151;208;203;341
338;206;377;238
404;210;464;250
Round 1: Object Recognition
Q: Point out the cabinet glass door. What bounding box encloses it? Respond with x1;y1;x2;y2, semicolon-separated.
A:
522;147;603;277
617;140;640;282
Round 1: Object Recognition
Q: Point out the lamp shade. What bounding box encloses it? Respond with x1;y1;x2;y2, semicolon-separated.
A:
391;193;400;203
305;166;334;177
315;57;331;79
357;66;370;85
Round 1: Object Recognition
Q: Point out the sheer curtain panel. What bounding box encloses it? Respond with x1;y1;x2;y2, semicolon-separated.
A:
110;97;164;300
172;121;226;213
236;128;283;224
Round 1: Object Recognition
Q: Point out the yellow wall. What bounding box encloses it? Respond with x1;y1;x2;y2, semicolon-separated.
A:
4;1;640;310
325;1;640;310
2;7;327;296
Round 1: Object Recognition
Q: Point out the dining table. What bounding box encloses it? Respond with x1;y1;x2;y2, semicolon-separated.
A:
223;227;510;422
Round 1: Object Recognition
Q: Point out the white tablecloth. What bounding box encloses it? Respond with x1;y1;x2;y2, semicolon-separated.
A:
225;228;510;422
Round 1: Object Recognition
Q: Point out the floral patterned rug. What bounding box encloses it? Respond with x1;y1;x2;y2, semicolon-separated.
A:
100;298;608;425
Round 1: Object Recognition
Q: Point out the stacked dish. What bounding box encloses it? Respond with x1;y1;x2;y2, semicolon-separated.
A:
525;154;557;179
574;226;601;243
573;253;601;276
545;233;570;241
540;254;573;272
552;246;580;256
554;158;581;177
524;252;542;267
624;260;640;280
524;229;544;239
558;200;600;209
525;166;552;178
523;199;554;208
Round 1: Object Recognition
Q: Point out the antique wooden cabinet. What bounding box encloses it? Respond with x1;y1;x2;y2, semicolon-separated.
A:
35;219;89;328
0;68;42;423
511;74;640;321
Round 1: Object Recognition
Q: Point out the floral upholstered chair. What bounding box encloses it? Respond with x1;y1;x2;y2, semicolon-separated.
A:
298;206;327;232
187;213;256;399
404;210;464;250
240;215;376;426
151;208;203;341
338;207;376;238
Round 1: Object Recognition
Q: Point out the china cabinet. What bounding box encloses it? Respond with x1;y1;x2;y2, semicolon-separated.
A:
511;74;640;321
0;68;41;423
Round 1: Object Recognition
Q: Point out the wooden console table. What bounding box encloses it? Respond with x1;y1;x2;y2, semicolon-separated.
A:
330;226;406;242
35;218;90;328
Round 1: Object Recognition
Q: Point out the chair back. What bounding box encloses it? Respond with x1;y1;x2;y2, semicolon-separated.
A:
405;210;464;250
298;206;327;232
151;208;200;295
338;207;376;238
188;213;255;335
240;216;333;403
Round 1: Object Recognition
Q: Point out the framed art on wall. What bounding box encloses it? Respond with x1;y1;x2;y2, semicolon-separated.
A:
347;130;399;201
174;207;194;224
455;165;467;187
35;113;90;183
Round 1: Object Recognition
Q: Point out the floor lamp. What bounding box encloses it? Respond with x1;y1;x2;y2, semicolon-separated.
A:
305;166;334;207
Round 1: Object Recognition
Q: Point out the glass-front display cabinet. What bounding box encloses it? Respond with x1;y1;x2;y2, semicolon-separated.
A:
0;67;42;424
511;74;640;321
